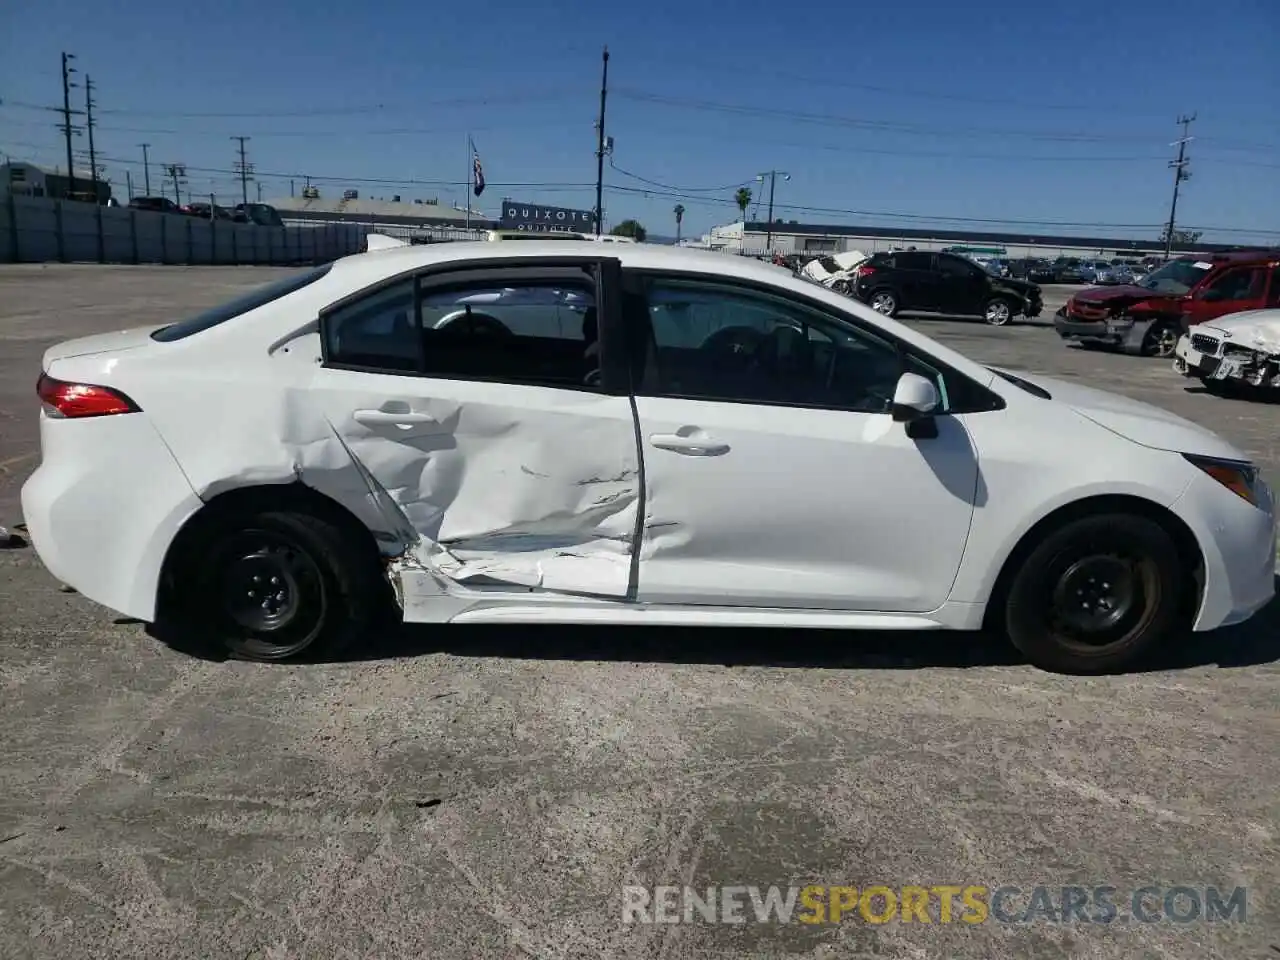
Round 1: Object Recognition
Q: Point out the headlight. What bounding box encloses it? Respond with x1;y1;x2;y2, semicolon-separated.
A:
1183;453;1262;506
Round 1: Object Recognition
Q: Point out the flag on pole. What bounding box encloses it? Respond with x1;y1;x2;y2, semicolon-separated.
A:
470;138;485;197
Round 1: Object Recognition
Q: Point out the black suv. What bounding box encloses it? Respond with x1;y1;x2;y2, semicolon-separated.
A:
852;251;1043;325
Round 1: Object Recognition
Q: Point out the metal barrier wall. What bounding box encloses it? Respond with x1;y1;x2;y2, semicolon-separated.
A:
0;195;371;265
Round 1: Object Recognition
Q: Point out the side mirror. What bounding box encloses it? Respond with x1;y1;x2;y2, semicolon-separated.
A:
891;372;939;423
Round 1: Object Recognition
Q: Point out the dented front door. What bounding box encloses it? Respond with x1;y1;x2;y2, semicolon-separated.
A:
307;260;641;596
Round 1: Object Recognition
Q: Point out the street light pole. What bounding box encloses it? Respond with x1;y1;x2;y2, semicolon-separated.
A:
756;170;790;254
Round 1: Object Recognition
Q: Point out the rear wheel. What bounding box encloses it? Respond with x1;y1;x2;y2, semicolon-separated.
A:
869;290;898;317
172;509;386;661
1001;513;1186;674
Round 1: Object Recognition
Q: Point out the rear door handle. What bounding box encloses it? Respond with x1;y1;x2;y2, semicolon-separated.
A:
353;409;436;426
649;433;730;456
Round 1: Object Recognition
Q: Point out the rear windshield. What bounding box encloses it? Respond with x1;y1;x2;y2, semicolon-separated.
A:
151;264;333;342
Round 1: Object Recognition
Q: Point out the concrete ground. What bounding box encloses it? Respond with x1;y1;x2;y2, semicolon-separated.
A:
0;265;1275;960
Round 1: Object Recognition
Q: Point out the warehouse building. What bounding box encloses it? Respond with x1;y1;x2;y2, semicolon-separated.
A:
694;220;1253;259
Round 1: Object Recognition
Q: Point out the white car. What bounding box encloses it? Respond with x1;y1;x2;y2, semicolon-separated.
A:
1173;308;1280;393
21;243;1276;672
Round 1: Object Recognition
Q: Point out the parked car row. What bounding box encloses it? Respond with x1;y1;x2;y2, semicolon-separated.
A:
126;197;284;227
1054;249;1280;367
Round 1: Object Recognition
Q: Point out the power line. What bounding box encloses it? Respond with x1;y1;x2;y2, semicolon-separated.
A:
608;158;755;192
612;88;1280;153
602;182;1280;236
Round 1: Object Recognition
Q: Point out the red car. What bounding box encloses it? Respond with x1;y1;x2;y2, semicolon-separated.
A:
1053;250;1280;357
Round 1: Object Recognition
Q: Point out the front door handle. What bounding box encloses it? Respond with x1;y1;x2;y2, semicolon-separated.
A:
353;409;436;426
649;433;730;456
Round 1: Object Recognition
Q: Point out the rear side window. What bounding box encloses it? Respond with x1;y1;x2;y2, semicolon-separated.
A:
151;265;333;342
894;252;933;270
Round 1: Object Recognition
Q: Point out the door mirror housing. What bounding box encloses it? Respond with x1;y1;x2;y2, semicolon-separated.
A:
891;372;939;423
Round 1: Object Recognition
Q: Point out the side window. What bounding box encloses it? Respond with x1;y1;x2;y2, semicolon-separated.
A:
1269;266;1280;306
895;252;932;270
1203;267;1265;302
419;281;597;387
937;255;980;279
636;277;943;414
324;280;419;371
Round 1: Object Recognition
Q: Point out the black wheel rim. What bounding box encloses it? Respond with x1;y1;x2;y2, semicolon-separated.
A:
1045;551;1158;649
207;530;328;658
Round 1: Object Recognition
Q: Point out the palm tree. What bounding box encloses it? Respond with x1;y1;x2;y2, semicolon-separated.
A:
673;204;685;243
734;187;752;223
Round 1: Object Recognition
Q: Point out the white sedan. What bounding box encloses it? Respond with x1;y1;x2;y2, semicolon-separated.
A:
21;242;1276;672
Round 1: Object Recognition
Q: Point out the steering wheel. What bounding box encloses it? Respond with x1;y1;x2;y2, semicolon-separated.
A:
698;325;767;367
436;309;513;338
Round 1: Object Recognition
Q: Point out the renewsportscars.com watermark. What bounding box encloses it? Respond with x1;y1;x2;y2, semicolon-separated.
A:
622;885;1248;925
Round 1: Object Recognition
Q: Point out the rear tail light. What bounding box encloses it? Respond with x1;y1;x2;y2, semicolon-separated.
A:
37;373;140;419
855;265;877;278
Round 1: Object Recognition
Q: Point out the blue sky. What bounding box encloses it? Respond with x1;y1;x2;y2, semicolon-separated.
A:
1;0;1276;243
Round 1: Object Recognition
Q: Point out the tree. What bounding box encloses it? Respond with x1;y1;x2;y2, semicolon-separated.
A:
611;219;647;242
1159;226;1203;246
734;187;752;222
673;204;685;243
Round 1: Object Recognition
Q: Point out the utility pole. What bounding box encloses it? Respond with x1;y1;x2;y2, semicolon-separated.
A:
84;75;98;201
256;181;263;202
1164;114;1196;259
59;52;80;199
166;163;187;206
126;169;134;200
593;46;610;238
232;136;253;206
756;170;791;253
139;143;151;195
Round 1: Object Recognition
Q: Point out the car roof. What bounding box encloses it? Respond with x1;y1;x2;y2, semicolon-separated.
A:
331;240;814;286
1177;249;1280;266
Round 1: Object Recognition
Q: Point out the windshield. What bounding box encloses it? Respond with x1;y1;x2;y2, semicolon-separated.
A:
1139;259;1213;294
814;256;841;272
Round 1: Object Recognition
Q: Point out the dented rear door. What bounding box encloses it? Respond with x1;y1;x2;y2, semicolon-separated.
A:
306;258;642;596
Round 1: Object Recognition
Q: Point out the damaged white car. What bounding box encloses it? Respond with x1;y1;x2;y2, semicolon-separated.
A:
1174;308;1280;394
800;250;868;293
21;243;1276;673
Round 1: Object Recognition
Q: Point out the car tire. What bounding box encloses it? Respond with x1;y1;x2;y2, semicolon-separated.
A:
832;279;850;295
1001;513;1186;674
1140;321;1179;358
983;298;1016;326
868;290;898;317
175;509;388;662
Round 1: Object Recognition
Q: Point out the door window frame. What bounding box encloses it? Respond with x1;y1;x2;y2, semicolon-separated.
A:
317;256;630;394
619;268;1005;415
1200;264;1266;303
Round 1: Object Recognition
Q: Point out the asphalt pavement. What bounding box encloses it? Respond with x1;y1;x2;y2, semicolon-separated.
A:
0;266;1276;960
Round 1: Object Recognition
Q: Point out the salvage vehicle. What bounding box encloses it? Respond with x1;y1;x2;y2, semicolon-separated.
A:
852;250;1042;324
800;250;869;293
21;243;1274;674
1053;250;1280;357
1173;308;1280;395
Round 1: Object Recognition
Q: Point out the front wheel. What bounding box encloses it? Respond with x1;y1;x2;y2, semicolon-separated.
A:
983;298;1016;326
1001;513;1187;674
173;509;387;661
1141;321;1179;358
